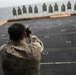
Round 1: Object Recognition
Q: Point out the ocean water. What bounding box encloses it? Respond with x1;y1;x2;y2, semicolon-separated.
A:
0;0;76;22
0;7;13;22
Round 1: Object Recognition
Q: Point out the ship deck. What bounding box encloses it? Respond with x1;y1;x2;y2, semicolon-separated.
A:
0;16;76;75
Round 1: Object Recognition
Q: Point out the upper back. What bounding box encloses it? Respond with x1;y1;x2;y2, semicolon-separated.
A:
0;42;41;75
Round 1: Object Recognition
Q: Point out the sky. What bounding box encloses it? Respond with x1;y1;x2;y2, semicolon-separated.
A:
0;0;68;8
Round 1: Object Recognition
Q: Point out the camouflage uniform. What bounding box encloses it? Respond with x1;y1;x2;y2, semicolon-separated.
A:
0;35;44;75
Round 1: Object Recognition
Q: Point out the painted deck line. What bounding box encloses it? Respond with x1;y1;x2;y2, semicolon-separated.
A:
0;20;8;26
0;37;8;39
40;62;76;65
50;14;71;18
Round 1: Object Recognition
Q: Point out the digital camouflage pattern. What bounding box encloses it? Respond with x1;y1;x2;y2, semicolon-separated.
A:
0;35;44;75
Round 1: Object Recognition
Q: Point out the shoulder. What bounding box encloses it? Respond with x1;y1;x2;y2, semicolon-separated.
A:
0;44;7;51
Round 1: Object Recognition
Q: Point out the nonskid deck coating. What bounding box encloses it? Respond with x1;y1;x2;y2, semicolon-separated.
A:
0;16;76;75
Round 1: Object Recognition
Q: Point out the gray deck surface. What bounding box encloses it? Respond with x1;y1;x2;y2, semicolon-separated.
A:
0;16;76;75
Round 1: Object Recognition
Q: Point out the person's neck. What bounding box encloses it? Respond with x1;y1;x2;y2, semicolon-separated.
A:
20;37;26;43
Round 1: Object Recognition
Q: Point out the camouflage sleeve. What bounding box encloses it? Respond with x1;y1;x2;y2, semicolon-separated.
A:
0;44;7;51
29;35;44;52
0;44;7;57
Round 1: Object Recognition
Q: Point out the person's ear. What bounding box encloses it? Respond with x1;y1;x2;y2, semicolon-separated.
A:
24;32;27;38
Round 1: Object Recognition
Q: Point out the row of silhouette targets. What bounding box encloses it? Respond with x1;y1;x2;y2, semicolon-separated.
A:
12;1;76;16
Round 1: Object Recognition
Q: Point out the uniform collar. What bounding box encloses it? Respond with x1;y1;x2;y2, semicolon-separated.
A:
8;40;26;46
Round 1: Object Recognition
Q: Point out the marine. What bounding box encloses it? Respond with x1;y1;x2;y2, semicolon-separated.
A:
0;23;44;75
